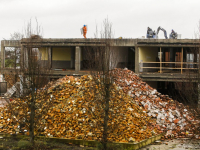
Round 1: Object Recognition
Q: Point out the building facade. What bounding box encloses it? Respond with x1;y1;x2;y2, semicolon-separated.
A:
1;38;200;104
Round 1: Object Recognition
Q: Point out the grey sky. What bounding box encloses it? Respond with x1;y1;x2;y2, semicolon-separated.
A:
0;0;200;40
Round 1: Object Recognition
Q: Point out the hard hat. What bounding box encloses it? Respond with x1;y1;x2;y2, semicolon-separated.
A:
84;25;86;27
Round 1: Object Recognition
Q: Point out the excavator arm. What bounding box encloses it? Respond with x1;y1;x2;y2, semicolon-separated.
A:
157;26;168;39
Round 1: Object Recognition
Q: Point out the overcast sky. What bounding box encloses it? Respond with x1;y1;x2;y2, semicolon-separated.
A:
0;0;200;40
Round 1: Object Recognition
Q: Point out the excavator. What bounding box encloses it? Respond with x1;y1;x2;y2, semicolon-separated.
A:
146;26;178;39
169;29;178;39
146;27;156;38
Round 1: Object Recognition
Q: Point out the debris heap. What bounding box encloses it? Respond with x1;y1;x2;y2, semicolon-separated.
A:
111;68;200;139
0;68;199;142
0;74;157;143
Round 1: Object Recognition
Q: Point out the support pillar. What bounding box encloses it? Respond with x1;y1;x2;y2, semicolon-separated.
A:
75;46;81;73
135;46;139;74
24;47;29;69
20;45;24;69
24;47;27;69
48;47;52;69
1;41;5;69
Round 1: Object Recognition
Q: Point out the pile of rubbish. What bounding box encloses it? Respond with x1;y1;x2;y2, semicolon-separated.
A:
0;73;157;143
0;68;199;142
111;68;200;139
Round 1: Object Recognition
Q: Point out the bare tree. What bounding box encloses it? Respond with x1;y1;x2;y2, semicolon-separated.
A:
4;18;52;145
84;17;119;150
20;19;51;144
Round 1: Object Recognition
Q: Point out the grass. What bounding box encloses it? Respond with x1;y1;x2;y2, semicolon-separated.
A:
0;137;97;150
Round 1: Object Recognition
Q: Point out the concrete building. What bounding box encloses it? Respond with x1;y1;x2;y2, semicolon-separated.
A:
1;38;200;104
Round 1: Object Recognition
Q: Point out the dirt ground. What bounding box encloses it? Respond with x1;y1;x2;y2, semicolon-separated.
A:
1;134;200;150
140;139;200;150
0;136;96;150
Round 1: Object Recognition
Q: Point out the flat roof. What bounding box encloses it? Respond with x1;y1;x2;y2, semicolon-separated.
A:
1;38;200;47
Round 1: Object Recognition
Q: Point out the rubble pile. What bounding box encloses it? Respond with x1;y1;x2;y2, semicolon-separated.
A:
0;75;157;143
111;68;200;139
0;68;199;142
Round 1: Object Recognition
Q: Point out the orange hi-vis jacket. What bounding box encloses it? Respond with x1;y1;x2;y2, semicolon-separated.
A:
83;26;87;33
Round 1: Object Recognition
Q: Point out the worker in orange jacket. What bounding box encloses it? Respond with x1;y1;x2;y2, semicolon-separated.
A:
82;25;87;38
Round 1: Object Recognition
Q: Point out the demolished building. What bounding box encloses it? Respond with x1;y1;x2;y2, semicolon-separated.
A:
1;38;200;105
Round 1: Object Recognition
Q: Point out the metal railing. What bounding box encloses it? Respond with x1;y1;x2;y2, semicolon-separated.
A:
140;62;199;74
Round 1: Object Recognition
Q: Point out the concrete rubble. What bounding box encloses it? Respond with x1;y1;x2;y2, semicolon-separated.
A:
0;68;199;143
0;72;157;143
111;68;200;139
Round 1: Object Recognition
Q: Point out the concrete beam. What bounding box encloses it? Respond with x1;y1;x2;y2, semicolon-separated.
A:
10;38;200;47
1;40;21;47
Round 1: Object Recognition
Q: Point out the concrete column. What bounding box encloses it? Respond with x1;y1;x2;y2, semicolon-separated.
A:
75;46;81;72
48;47;52;69
20;45;24;69
135;46;139;73
24;47;28;69
1;41;5;68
